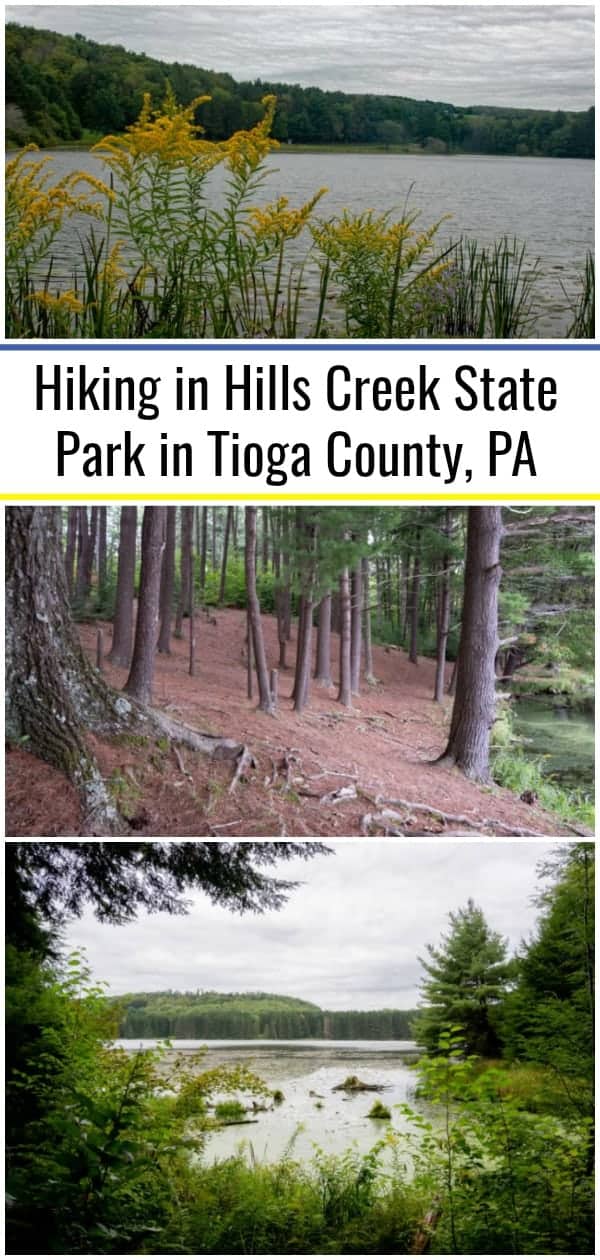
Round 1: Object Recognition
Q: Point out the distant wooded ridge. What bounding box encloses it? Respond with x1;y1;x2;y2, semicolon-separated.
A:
113;991;417;1039
6;22;594;158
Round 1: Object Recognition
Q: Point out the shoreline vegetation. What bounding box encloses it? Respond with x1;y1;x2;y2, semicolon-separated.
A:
8;140;593;159
5;93;595;340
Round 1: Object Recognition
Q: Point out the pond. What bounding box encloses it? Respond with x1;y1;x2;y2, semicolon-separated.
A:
116;1038;423;1164
511;696;595;794
16;149;594;336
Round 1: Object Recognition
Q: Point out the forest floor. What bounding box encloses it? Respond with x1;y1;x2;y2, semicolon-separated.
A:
6;608;583;837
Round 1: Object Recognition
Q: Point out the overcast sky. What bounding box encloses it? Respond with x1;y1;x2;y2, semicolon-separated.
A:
61;841;556;1009
7;5;594;110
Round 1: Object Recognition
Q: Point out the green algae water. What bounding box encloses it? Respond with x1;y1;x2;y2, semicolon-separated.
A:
511;697;594;793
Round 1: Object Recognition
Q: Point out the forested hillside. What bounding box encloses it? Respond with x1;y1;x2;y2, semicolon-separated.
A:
6;22;595;156
115;990;416;1039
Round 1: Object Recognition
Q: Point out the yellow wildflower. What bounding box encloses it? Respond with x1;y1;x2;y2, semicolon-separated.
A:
248;188;327;245
222;95;280;175
27;289;84;315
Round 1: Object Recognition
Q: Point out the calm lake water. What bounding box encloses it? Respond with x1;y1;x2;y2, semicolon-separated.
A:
116;1038;422;1163
20;149;594;336
512;697;595;793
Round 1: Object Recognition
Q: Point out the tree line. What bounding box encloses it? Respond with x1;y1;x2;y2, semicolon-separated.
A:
6;21;595;158
116;989;415;1040
6;505;593;832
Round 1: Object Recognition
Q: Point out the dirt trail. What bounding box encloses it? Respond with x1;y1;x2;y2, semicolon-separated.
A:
5;608;579;837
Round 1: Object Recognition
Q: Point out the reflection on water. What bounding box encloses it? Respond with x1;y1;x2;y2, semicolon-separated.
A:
116;1039;423;1164
15;149;594;336
512;698;594;792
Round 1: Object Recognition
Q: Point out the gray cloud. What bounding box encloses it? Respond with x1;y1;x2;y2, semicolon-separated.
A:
7;6;594;109
61;841;555;1009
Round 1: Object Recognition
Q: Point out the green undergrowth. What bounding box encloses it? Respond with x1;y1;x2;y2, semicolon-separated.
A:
492;746;593;829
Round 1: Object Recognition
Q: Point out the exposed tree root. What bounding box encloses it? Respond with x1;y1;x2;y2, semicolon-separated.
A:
360;795;546;837
69;700;256;834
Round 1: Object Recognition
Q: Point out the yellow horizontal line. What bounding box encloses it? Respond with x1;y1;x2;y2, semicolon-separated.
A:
1;492;598;504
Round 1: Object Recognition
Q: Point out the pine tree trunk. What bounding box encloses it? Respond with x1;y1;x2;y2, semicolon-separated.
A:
74;507;91;606
158;506;176;653
108;507;137;667
408;541;421;665
245;507;274;713
315;592;333;686
350;560;362;694
64;507;78;598
337;566;352;708
434;509;452;703
440;507;503;780
211;506;217;569
362;556;375;683
85;506;99;598
125;508;166;705
189;529;196;677
199;506;208;592
7;509;256;834
6;508;124;832
294;597;314;713
175;507;193;637
218;506;233;604
261;507;270;572
97;507;107;601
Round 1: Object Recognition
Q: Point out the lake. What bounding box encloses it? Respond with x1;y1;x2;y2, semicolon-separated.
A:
115;1038;423;1163
511;696;595;793
20;149;594;336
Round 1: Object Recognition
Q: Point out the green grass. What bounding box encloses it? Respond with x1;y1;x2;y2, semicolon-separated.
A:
492;746;594;830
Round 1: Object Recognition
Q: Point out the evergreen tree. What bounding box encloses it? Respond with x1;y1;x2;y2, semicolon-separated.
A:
502;843;594;1109
413;898;511;1056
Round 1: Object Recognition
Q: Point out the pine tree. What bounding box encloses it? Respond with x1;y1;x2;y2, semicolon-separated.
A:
414;898;511;1056
502;843;594;1107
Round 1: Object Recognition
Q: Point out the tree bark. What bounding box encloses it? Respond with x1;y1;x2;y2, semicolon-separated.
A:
434;509;452;703
261;507;270;572
6;508;125;832
125;508;166;705
199;506;208;592
97;506;108;602
64;507;78;598
294;596;314;714
408;538;421;665
292;514;317;714
362;556;375;684
108;507;137;668
74;507;91;607
218;506;233;604
439;508;503;780
350;559;362;694
6;508;254;835
245;507;274;713
337;566;352;708
175;507;193;637
315;591;333;686
158;506;176;653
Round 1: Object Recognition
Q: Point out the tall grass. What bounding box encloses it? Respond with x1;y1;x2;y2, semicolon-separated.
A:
426;236;542;337
565;251;595;337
